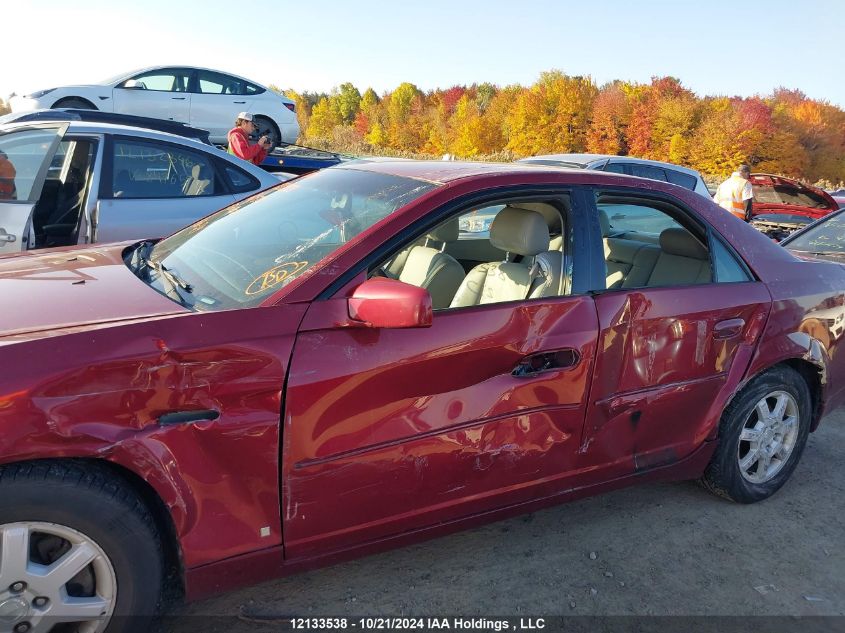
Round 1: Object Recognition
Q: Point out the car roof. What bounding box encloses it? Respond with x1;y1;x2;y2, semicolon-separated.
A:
103;65;273;92
520;153;704;178
0;109;211;144
0;119;275;181
333;157;676;186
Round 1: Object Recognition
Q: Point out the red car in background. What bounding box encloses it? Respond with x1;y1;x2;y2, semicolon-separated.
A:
747;173;841;241
1;161;844;632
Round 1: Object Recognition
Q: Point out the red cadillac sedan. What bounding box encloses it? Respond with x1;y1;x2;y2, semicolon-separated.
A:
1;160;844;632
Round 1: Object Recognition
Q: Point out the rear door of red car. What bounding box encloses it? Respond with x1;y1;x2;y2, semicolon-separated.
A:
582;188;772;477
281;188;601;557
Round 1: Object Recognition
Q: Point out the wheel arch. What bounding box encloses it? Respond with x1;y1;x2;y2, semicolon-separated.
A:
0;456;185;598
52;96;98;110
740;356;825;432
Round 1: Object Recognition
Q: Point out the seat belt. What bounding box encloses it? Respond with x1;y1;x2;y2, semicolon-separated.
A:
524;258;547;300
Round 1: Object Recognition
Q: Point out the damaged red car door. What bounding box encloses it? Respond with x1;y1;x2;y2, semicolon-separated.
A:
281;280;599;557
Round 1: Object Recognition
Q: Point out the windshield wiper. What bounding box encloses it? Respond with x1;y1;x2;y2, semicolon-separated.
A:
142;257;193;292
139;256;194;308
126;240;155;274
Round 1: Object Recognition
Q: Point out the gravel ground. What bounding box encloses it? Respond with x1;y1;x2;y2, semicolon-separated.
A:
167;408;845;628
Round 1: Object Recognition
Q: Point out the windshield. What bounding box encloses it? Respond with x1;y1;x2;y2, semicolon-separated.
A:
784;211;845;254
99;69;139;86
142;167;437;310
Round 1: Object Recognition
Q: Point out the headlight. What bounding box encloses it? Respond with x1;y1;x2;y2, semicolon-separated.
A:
26;88;56;99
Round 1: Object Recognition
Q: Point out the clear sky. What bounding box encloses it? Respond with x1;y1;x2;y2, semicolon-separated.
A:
7;0;845;107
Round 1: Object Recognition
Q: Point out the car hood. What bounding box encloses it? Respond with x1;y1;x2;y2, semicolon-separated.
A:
0;243;187;341
750;173;839;220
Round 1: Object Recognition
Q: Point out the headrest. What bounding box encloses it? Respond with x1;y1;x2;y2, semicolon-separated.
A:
659;228;708;260
191;164;203;179
599;209;611;237
507;201;562;233
427;217;459;243
490;207;550;256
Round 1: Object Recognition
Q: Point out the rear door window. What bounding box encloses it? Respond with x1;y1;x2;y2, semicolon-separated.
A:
110;138;218;199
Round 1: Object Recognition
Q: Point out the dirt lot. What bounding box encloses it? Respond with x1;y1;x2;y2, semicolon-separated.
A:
169;408;845;627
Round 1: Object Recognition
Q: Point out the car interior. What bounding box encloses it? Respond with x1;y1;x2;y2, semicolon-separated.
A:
374;193;718;309
375;197;569;309
31;139;96;249
597;197;712;289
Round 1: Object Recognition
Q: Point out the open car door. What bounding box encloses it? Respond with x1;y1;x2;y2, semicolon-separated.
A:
0;123;68;254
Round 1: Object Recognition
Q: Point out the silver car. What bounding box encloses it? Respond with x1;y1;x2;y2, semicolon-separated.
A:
517;153;711;198
0;119;280;254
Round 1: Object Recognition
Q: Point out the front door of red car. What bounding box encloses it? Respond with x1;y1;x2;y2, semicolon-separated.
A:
281;195;600;557
581;193;772;476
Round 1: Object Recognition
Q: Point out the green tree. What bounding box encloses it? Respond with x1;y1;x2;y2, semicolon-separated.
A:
333;82;362;125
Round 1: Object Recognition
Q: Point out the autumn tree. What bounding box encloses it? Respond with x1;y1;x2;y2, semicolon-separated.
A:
332;83;362;125
307;97;343;139
586;83;630;155
506;71;598;156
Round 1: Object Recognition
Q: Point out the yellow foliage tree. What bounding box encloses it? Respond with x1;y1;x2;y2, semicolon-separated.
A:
307;97;343;140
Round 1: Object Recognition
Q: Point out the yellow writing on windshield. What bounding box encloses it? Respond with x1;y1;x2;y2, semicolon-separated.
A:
245;261;309;296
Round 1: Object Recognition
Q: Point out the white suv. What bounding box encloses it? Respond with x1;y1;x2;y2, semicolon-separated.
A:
10;65;300;146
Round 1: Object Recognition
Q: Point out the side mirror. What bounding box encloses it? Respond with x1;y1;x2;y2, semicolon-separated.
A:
348;278;432;329
122;79;146;90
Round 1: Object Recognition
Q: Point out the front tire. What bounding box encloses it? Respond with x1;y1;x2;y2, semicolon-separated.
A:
701;366;812;503
0;461;163;632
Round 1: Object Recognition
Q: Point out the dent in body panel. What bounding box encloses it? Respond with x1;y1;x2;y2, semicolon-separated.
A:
282;296;599;556
585;284;771;468
0;304;307;568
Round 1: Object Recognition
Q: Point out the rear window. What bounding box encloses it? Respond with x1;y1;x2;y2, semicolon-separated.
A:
630;164;668;181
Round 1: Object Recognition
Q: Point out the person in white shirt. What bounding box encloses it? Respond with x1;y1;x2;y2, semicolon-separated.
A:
714;164;754;220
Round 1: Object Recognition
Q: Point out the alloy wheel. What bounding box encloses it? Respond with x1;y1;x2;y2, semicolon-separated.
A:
0;522;116;633
736;390;800;484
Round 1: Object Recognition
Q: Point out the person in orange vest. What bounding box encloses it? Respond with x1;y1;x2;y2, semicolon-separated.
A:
714;164;753;220
0;150;16;200
227;112;272;166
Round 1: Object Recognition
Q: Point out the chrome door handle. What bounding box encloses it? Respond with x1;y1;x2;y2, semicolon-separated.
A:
714;318;745;340
0;229;16;243
512;349;580;377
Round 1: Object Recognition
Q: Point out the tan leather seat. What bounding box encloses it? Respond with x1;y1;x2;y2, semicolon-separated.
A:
645;228;711;286
450;205;558;307
182;164;212;196
392;219;465;310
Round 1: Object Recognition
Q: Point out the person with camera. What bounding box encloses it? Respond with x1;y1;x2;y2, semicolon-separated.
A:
227;112;272;166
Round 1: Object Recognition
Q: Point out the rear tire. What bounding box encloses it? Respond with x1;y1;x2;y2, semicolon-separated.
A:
52;97;97;110
701;366;811;503
254;115;280;147
0;461;163;632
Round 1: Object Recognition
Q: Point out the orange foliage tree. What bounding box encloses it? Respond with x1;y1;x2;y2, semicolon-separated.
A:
280;72;845;182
